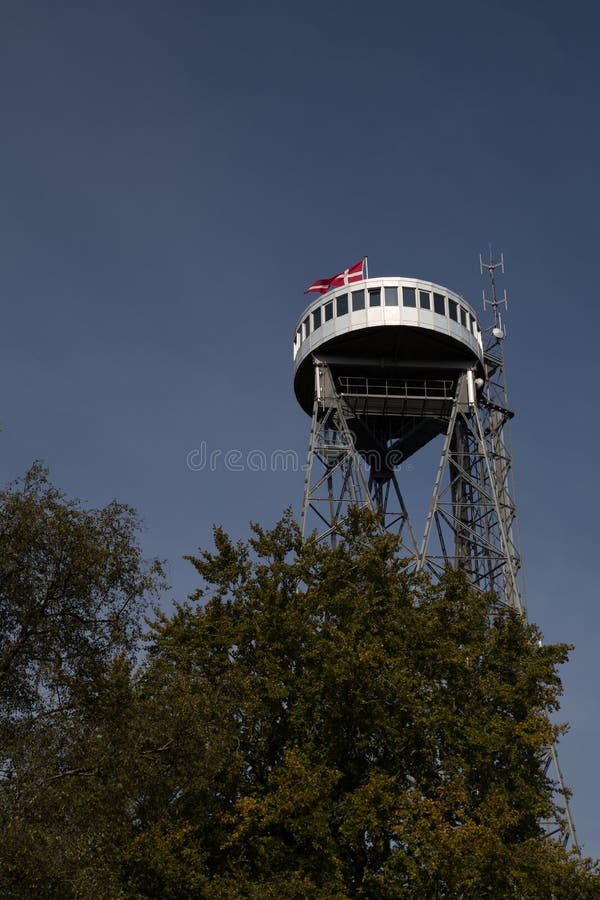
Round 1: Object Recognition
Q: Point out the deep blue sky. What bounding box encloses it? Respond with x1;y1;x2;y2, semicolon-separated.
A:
1;0;599;855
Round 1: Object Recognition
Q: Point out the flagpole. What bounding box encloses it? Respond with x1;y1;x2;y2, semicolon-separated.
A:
364;256;369;279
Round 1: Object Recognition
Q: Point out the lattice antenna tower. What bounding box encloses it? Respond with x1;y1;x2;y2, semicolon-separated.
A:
472;247;525;613
480;248;526;593
480;249;578;850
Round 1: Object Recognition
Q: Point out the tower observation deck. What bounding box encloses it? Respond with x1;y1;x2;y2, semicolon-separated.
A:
294;276;483;407
294;262;578;850
294;277;483;475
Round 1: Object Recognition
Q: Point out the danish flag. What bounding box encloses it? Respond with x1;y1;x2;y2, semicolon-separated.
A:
304;258;365;295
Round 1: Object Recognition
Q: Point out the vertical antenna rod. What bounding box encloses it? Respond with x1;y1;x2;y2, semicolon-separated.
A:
480;245;507;333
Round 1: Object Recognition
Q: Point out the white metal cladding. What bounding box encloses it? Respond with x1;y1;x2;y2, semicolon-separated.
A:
293;277;484;370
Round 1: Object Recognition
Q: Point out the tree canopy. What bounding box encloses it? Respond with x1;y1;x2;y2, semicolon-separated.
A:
0;472;598;897
0;464;165;896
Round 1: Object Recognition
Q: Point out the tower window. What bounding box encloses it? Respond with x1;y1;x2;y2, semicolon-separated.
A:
325;301;334;321
352;289;365;311
448;299;458;321
402;286;416;307
433;293;445;315
459;306;467;327
369;289;381;307
313;307;322;330
336;294;348;316
385;286;398;306
303;316;310;338
419;291;431;309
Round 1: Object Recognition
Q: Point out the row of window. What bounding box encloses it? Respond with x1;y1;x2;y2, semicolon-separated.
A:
295;287;480;348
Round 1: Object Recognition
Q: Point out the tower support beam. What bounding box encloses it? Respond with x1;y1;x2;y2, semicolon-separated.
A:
301;359;419;552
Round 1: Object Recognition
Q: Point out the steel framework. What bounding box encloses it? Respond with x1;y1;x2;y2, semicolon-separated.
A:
299;255;578;849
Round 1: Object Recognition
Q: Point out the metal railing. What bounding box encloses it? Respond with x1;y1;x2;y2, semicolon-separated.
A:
338;376;454;399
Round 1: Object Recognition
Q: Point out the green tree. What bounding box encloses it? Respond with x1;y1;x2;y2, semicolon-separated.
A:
123;510;599;898
2;495;598;898
0;464;165;896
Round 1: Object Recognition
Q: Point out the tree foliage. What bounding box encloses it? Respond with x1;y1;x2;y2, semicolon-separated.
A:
125;510;598;898
1;486;598;897
0;463;162;719
0;464;165;896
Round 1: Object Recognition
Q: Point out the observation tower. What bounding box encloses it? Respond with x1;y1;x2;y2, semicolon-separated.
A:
294;255;577;848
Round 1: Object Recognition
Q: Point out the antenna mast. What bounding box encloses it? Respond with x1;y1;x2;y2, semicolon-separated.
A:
479;247;578;851
481;246;506;332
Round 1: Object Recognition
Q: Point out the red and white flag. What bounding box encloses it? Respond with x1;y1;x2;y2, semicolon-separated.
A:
305;258;365;295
